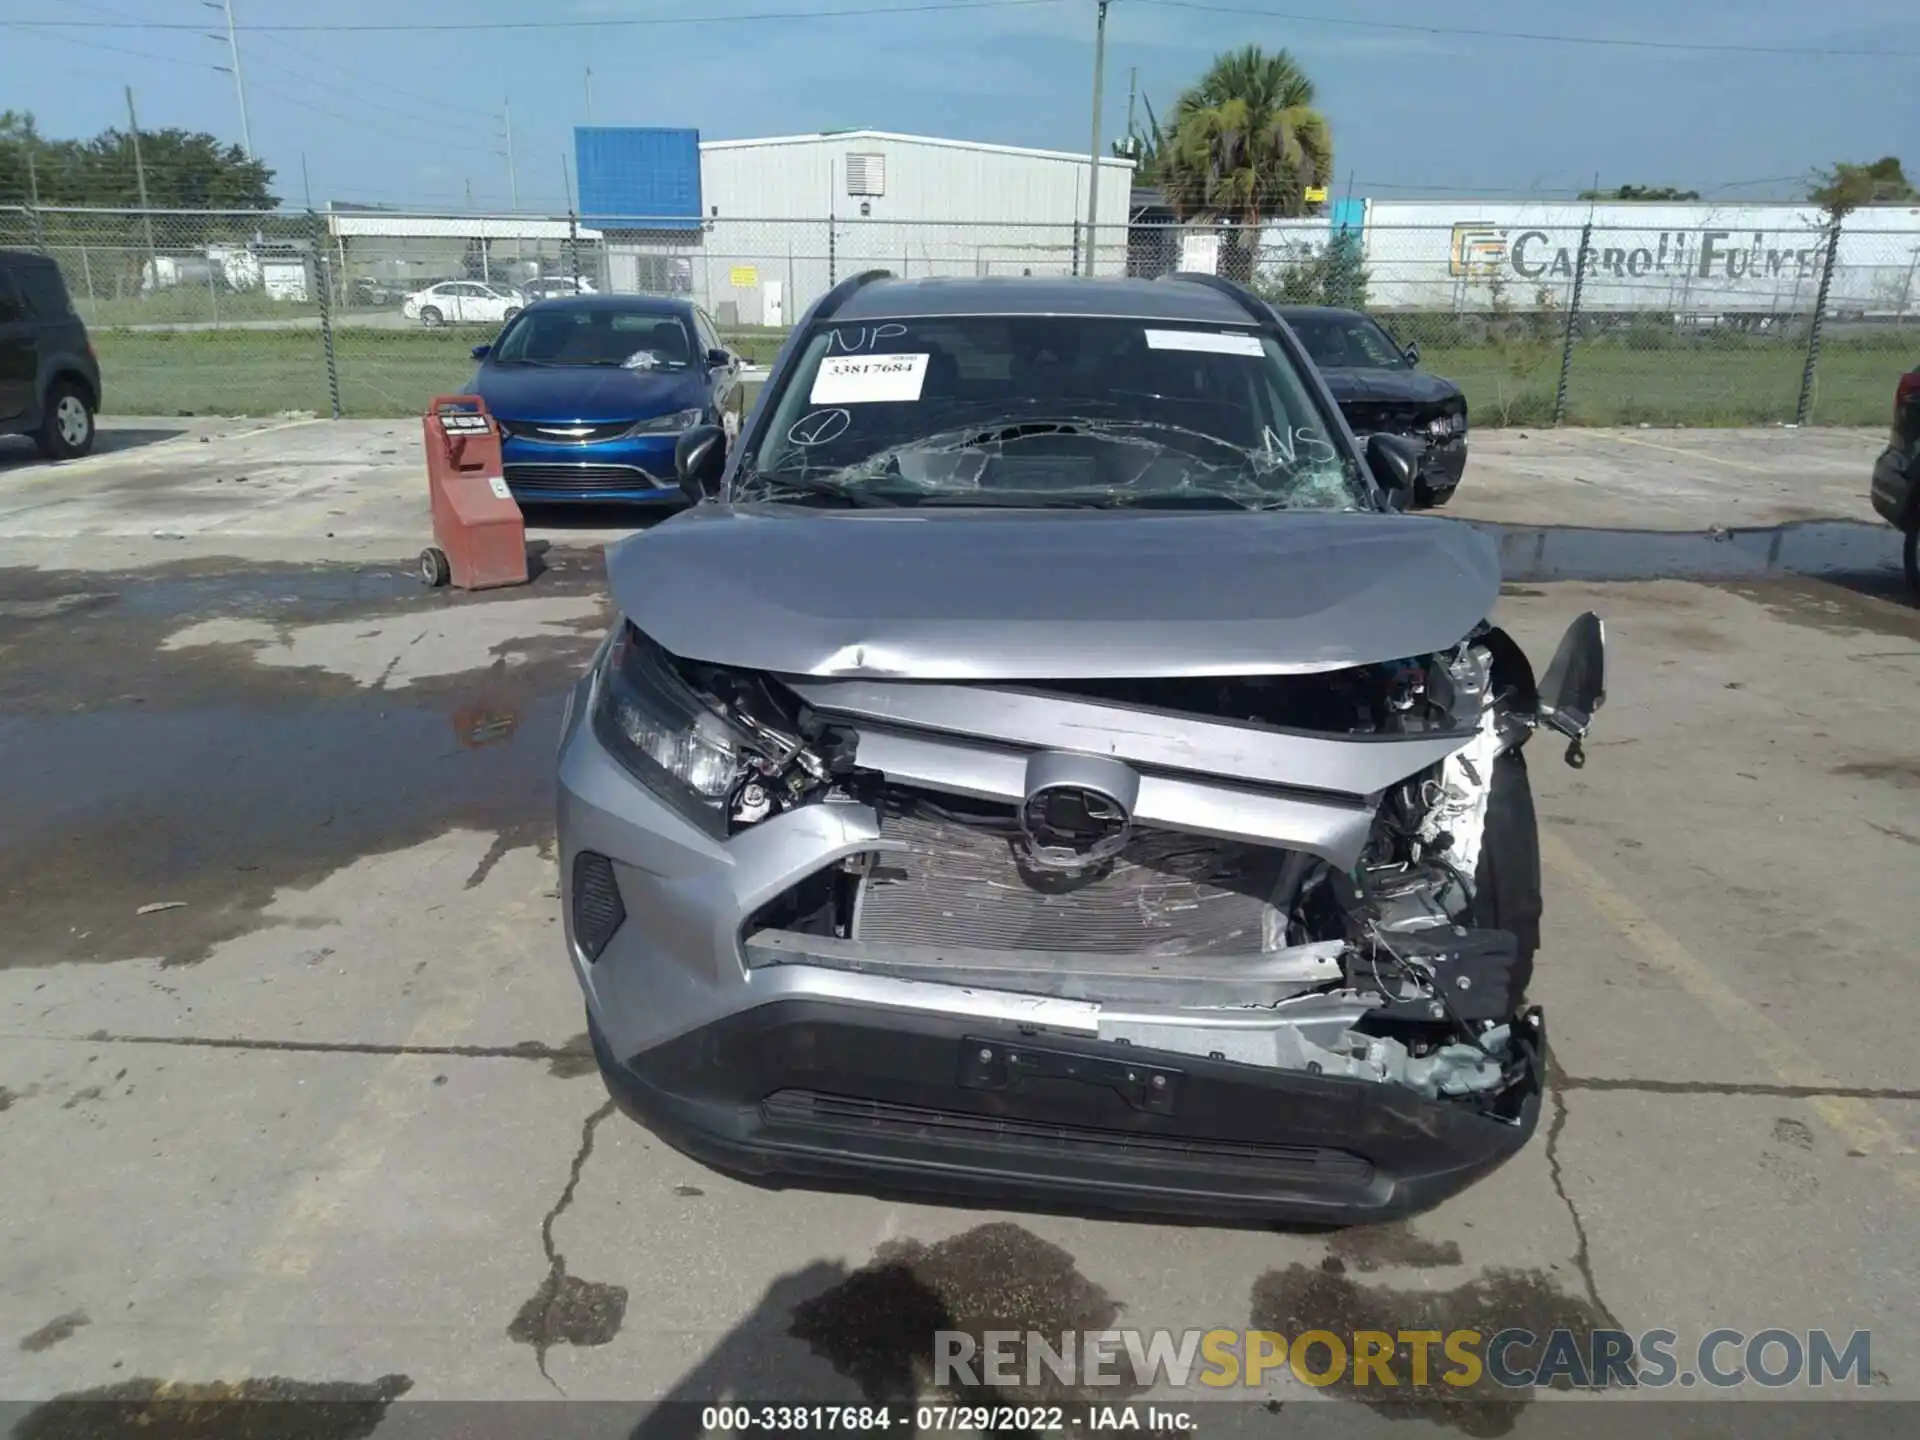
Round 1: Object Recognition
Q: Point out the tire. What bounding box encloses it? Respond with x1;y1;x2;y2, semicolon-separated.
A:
419;306;444;328
1904;513;1919;602
1420;483;1457;509
34;380;95;461
420;546;451;588
503;306;522;321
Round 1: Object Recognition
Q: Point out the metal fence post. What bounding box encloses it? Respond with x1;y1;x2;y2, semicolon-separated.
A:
567;210;580;287
309;209;342;420
1552;220;1593;427
1796;213;1842;426
27;203;46;255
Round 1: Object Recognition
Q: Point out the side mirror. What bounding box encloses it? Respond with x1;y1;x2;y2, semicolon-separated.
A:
1366;432;1422;510
706;347;734;370
674;423;728;504
1538;612;1607;768
470;344;491;360
1403;341;1421;366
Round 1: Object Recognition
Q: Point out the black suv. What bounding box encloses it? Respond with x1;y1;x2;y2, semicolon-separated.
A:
0;250;102;460
1868;361;1918;598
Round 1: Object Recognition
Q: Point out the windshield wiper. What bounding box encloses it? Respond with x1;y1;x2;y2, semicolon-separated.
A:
738;474;901;508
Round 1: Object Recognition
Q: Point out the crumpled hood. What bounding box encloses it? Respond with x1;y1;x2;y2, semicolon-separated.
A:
1320;368;1463;406
473;364;704;423
606;505;1501;680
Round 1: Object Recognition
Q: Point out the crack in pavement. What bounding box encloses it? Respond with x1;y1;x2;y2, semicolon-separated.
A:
1543;1078;1610;1324
41;1030;589;1064
1558;1074;1920;1100
510;1098;624;1393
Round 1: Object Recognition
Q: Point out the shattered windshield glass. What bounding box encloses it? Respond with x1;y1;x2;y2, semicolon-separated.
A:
735;314;1370;511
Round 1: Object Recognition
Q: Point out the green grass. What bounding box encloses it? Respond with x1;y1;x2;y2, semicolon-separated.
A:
91;325;1910;427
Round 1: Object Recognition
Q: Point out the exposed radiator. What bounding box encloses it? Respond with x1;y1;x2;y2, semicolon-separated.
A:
852;807;1288;956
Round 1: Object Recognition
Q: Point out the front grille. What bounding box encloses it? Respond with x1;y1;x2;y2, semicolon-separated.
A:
498;419;634;444
852;807;1286;956
504;463;663;493
1345;401;1460;439
762;1091;1375;1185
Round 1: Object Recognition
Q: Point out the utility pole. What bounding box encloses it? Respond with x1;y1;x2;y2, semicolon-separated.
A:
465;177;474;211
1085;0;1111;272
1125;65;1137;140
206;0;255;159
585;67;594;122
125;87;158;287
502;98;519;211
301;152;313;209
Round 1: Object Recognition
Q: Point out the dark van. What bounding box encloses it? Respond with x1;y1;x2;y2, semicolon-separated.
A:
0;250;102;460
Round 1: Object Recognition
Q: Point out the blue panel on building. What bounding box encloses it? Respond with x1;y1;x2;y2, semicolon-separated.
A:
575;127;702;229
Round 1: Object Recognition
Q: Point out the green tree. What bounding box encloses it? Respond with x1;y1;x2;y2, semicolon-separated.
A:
1577;184;1701;201
0;109;275;209
1808;156;1916;217
1161;45;1332;225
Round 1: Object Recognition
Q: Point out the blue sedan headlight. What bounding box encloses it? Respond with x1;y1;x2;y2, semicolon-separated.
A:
626;408;704;436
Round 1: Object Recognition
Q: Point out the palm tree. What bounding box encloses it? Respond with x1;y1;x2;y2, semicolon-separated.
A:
1161;45;1332;225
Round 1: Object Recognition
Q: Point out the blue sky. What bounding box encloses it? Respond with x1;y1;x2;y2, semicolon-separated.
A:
2;0;1913;211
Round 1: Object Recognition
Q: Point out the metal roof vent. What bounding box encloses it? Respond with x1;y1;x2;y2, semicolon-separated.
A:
845;152;886;197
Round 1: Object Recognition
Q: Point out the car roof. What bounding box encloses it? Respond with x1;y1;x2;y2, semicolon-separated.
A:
1272;305;1368;322
831;275;1259;324
0;249;57;268
527;293;691;316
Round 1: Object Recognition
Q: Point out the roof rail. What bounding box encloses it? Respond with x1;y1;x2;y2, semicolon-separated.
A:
813;269;894;322
1158;270;1276;325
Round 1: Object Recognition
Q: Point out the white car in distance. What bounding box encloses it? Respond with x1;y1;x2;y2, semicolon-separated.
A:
401;280;525;327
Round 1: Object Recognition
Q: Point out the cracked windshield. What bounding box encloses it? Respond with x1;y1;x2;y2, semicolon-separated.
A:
743;315;1365;508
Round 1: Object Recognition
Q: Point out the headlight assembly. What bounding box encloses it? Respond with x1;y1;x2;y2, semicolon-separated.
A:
627;407;704;436
591;624;824;837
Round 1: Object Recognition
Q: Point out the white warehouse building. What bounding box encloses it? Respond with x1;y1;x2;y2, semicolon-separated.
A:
577;127;1135;326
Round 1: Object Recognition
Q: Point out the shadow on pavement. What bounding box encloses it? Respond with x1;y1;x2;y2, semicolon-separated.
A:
0;424;193;472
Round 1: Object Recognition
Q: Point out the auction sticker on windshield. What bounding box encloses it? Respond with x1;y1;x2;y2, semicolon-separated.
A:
811;353;930;404
1144;329;1265;357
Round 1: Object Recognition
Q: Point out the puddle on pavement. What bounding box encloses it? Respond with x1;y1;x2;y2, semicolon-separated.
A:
0;555;612;967
790;1221;1141;1405
1472;519;1907;592
1326;1220;1464;1273
1250;1262;1624;1436
8;1376;412;1440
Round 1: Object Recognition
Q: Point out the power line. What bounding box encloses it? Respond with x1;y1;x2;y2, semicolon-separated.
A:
1133;1;1919;60
1;20;224;73
243;29;498;121
6;0;1065;33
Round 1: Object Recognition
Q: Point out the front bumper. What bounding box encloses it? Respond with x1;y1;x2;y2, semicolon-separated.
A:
558;678;1543;1226
1421;436;1468;491
590;999;1542;1225
499;431;684;504
1870;444;1915;527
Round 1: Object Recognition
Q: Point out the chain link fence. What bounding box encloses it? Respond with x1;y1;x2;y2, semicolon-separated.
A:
4;205;1915;427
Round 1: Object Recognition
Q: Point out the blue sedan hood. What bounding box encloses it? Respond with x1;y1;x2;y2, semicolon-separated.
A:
473;363;705;423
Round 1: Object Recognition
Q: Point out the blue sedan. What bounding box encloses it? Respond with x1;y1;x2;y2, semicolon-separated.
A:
468;294;747;505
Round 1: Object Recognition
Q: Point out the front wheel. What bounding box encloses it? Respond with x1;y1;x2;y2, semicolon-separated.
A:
1419;483;1457;509
503;306;522;321
419;306;444;328
34;381;95;460
1904;513;1919;601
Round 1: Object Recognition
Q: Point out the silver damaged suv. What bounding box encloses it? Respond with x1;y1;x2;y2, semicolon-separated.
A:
556;272;1607;1226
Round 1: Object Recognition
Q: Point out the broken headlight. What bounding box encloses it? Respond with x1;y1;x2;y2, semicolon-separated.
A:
593;624;758;834
592;624;825;837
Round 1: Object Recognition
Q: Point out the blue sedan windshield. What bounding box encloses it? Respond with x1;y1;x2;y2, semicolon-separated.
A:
492;308;694;369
